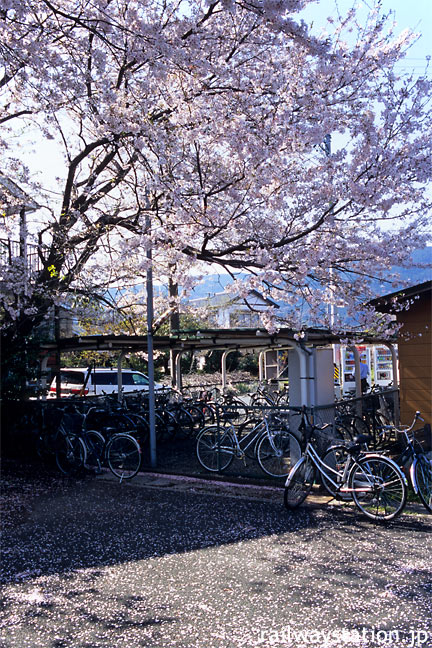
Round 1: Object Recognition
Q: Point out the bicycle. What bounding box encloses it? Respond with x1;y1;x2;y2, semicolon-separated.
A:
215;390;251;426
34;404;87;476
195;411;301;478
249;383;277;409
284;407;408;521
378;412;432;514
128;390;195;442
274;384;290;406
55;415;89;476
56;405;142;481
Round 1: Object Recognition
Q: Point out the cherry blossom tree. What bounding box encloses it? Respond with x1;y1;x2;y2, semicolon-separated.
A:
1;0;431;393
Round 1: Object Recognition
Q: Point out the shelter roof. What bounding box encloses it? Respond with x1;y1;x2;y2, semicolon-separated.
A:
40;327;396;356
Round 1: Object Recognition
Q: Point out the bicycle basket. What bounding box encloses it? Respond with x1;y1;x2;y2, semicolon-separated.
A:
312;425;343;454
60;412;84;434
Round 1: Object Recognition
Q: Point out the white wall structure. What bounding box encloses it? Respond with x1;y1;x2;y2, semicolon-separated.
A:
287;346;334;409
189;290;279;328
313;348;335;406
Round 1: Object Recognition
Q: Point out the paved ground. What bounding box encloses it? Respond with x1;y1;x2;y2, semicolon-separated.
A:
1;460;431;648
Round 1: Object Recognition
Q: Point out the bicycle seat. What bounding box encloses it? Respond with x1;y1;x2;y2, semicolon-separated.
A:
345;434;373;455
221;411;241;421
353;434;373;446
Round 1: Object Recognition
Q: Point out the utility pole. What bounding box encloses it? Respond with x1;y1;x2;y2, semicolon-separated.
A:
324;134;340;389
168;272;180;389
324;134;336;328
145;201;157;468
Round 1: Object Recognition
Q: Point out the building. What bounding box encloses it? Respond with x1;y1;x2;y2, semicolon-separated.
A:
370;280;432;428
188;290;279;328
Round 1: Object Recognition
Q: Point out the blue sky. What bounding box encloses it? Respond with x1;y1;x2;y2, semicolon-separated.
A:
301;0;431;74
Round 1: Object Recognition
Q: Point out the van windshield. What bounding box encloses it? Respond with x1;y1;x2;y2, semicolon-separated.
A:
131;373;149;385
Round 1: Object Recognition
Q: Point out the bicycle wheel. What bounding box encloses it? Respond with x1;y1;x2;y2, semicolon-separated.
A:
185;404;206;432
196;426;235;472
201;403;216;424
257;431;301;478
349;455;407;521
413;454;432;513
333;421;354;442
156;410;177;442
275;390;290;406
56;435;87;476
106;433;141;480
174;407;195;439
109;412;136;434
339;415;368;440
320;446;351;500
250;394;273;416
284;457;316;509
125;413;149;444
226;399;249;426
84;430;106;471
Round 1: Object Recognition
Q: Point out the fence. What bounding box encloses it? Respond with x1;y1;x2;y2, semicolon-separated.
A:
2;386;409;485
0;238;44;273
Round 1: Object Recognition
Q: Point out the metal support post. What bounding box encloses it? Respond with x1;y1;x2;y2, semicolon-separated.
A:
146;209;157;468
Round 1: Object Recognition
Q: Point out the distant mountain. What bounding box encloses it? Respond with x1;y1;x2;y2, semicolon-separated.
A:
188;247;431;303
189;273;242;300
388;247;431;290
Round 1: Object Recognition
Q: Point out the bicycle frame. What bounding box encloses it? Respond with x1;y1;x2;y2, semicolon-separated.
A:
296;442;359;493
215;414;288;462
305;442;351;492
288;441;406;496
216;418;266;456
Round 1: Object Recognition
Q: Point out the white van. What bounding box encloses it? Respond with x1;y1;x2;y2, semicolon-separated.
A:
48;367;165;398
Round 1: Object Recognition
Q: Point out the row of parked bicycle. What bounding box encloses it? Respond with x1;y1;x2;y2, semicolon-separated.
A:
30;383;431;522
31;385;297;480
33;388;210;480
189;389;432;520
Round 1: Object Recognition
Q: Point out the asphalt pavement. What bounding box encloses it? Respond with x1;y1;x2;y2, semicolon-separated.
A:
1;460;431;648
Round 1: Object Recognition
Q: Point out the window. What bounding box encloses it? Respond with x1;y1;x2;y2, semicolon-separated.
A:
61;371;86;385
92;373;118;385
132;373;149;385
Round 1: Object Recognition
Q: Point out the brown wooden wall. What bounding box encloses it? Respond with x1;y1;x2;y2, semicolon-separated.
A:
397;290;432;428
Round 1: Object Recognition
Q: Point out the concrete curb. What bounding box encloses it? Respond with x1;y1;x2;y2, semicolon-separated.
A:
96;469;341;507
96;469;431;516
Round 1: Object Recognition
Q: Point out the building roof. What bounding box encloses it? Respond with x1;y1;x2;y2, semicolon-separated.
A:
369;280;432;313
0;174;39;214
188;289;279;309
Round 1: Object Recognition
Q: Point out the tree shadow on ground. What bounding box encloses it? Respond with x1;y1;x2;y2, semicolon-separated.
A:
1;458;315;585
2;460;431;648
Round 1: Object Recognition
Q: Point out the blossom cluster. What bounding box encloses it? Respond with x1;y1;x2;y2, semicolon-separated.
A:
0;0;430;336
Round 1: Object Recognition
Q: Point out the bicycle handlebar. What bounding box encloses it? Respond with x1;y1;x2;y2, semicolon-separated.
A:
380;411;423;437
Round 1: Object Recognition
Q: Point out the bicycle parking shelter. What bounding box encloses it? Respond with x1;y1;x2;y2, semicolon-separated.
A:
39;326;399;410
36;328;400;471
